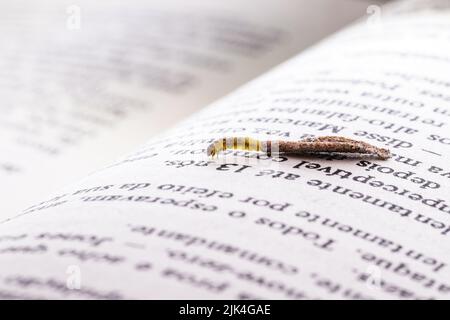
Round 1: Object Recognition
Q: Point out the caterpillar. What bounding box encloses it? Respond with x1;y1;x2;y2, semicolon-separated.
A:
206;136;391;160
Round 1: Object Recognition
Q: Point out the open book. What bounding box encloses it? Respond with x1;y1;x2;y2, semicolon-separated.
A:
1;0;450;299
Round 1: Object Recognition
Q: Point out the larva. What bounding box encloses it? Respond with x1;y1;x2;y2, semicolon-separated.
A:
206;136;391;160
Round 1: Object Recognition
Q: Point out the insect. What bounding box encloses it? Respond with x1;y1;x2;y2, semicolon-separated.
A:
206;136;391;160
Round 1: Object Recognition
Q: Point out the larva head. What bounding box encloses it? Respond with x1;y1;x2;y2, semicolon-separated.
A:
206;143;216;157
377;147;392;160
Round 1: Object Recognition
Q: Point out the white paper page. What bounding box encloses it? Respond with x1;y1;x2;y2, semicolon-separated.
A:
0;0;369;215
3;0;450;300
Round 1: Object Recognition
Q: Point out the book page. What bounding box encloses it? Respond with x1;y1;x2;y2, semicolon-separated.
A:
0;0;369;215
2;0;450;299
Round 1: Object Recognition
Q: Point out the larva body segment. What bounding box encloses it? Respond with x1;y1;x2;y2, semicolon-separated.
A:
206;137;266;157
